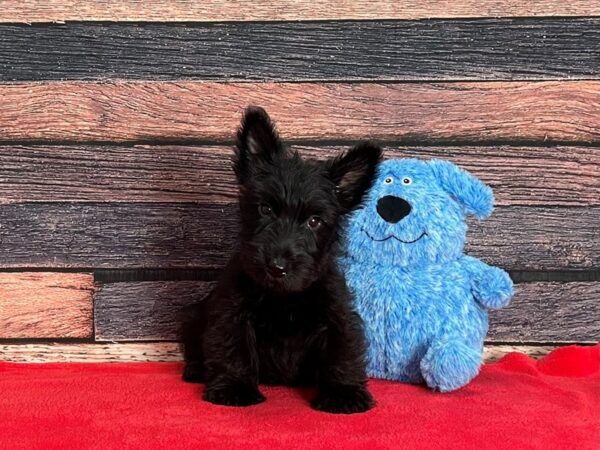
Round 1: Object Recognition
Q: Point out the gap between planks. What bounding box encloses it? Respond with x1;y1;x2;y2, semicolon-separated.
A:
0;342;558;363
0;1;598;23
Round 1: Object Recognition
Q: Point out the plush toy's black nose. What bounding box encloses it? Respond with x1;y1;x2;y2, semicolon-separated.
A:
377;196;412;223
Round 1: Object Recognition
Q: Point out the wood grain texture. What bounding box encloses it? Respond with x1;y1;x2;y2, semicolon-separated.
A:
1;20;600;81
1;144;596;206
0;203;238;269
0;273;93;338
466;207;599;271
2;1;599;23
94;281;215;341
0;343;183;363
0;343;557;363
482;345;557;363
489;283;600;343
94;281;600;342
0;204;597;270
2;82;599;143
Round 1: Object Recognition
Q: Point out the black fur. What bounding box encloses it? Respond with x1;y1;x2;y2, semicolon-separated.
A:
182;106;381;414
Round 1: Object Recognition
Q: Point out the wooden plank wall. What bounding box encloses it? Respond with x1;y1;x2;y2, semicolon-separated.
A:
0;1;598;362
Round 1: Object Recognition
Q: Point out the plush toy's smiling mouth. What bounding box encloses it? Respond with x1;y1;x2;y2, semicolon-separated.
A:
362;228;428;244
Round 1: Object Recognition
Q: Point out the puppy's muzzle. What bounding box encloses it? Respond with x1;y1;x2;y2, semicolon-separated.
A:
268;258;288;278
377;195;412;223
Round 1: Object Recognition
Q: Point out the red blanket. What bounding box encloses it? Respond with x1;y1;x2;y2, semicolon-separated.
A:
0;345;598;450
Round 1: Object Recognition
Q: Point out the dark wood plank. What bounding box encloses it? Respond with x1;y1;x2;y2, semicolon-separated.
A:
488;282;600;343
1;82;599;143
1;145;596;206
94;281;215;341
1;20;600;81
377;146;600;207
0;203;239;269
3;1;599;23
0;273;93;338
0;203;596;270
0;145;232;204
94;280;599;342
466;208;599;271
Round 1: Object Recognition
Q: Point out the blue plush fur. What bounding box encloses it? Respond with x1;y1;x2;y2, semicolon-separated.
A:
339;159;514;392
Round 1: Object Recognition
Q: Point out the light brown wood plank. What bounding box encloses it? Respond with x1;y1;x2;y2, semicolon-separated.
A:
482;345;557;363
0;145;597;206
1;82;599;143
94;281;600;342
0;273;94;338
0;343;183;363
1;1;598;23
0;342;557;363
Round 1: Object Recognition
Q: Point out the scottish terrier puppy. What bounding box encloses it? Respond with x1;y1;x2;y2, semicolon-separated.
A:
182;106;381;414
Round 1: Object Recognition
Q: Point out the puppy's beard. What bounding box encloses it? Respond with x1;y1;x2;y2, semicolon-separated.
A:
239;249;317;293
258;266;314;293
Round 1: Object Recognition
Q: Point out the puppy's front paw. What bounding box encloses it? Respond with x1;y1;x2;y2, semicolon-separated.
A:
182;361;204;383
311;385;374;414
203;383;266;407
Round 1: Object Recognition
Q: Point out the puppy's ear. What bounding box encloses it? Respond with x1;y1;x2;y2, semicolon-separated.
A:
234;106;284;181
328;142;382;210
428;160;494;219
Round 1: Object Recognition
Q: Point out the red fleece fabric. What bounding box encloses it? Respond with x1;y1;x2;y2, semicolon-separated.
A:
0;345;598;450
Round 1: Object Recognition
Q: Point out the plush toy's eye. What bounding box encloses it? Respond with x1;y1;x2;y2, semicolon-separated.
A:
384;177;394;185
259;203;273;217
402;177;412;185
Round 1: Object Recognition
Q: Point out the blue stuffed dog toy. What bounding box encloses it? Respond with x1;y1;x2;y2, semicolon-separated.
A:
340;159;514;392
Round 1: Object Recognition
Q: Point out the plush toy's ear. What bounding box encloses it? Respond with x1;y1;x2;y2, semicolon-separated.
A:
428;160;494;219
234;106;285;182
328;142;383;210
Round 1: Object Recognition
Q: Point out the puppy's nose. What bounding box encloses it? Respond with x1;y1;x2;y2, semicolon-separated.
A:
377;195;412;223
268;258;288;278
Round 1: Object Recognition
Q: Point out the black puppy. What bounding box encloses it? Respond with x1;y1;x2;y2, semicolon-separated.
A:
182;106;381;414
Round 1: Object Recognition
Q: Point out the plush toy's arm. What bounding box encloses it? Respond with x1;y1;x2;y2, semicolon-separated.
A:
462;256;514;309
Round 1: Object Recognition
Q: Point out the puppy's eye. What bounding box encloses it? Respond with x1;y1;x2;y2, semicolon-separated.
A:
384;177;394;185
259;204;273;217
402;177;412;185
307;216;323;230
